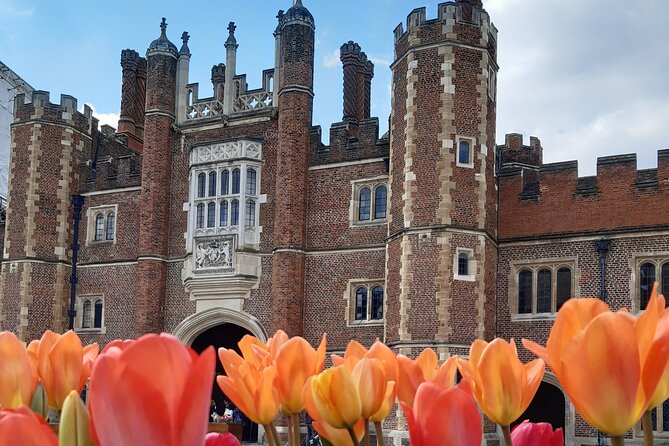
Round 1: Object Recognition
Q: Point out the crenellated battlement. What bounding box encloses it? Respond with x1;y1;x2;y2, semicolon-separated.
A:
393;1;497;55
13;90;98;134
79;129;142;193
309;118;389;167
498;134;669;239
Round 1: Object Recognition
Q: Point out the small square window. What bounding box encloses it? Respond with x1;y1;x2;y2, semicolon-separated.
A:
454;248;475;281
350;177;389;227
87;205;118;245
75;295;105;333
346;281;385;325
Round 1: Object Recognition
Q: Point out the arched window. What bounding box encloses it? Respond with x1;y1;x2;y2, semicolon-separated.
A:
556;267;572;310
640;262;657;310
371;286;384;320
458;139;471;165
359;188;371;221
93;299;103;329
246;168;257;195
207;202;216;228
662;263;669;299
196;203;205;229
374;186;387;219
208;172;217;197
220;201;228;226
231;200;239;226
221;169;230;195
81;300;91;329
355;287;368;321
197;173;206;198
232;169;240;194
518;270;533;314
536;268;552;313
94;214;104;241
246;200;256;227
105;212;115;241
458;252;469;276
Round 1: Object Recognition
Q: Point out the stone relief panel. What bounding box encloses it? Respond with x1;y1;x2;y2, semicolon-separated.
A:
190;140;262;166
194;236;235;273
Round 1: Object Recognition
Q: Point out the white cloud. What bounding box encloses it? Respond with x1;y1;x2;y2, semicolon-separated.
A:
369;57;391;68
83;103;119;130
322;49;340;68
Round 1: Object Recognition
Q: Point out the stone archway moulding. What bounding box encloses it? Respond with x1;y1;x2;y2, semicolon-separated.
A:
173;307;269;346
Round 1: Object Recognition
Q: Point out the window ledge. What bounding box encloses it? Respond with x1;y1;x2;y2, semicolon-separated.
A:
75;328;106;334
348;320;384;327
511;314;556;322
454;274;475;282
88;240;114;246
351;219;387;228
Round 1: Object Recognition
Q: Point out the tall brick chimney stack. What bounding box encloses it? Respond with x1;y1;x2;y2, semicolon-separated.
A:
118;49;147;151
339;41;374;122
270;0;315;336
135;17;178;336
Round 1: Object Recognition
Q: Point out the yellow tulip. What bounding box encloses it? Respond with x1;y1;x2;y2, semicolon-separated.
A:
307;366;361;429
0;331;35;409
304;382;364;446
458;338;544;427
274;334;326;414
217;348;280;426
397;348;458;408
36;330;99;410
523;290;669;436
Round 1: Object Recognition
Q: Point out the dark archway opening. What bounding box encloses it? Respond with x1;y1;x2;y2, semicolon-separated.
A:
511;381;566;440
191;323;259;443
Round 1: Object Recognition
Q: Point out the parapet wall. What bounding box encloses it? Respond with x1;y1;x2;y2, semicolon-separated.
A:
498;134;669;240
309;118;389;167
14;91;98;135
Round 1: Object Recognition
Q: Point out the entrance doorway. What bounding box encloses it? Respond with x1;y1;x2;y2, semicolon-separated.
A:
191;323;259;443
511;381;565;435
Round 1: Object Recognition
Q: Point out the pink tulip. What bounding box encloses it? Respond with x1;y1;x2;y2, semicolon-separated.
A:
89;333;215;446
0;406;58;446
511;420;563;446
205;432;242;446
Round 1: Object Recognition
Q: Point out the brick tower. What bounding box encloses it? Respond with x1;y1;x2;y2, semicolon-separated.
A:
134;18;178;335
385;0;499;357
270;0;315;336
0;92;96;339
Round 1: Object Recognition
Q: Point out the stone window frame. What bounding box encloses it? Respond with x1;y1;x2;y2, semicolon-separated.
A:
344;279;385;327
636;400;669;438
509;258;578;321
75;294;105;334
630;253;669;313
488;66;497;101
86;204;118;246
350;176;389;228
453;248;475;282
456;135;475;168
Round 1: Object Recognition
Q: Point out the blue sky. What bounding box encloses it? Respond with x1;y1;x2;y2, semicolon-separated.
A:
2;0;669;175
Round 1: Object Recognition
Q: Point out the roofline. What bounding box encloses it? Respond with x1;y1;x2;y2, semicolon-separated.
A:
0;59;35;93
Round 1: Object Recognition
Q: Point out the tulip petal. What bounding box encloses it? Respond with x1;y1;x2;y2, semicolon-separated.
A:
352;358;387;419
175;347;215;446
0;406;58;446
0;331;34;408
47;331;84;409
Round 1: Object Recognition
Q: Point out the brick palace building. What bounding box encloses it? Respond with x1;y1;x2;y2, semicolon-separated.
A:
1;1;668;444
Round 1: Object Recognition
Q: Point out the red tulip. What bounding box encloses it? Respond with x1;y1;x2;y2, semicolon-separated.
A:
205;432;242;446
89;333;215;446
511;420;563;446
400;382;481;446
0;406;58;446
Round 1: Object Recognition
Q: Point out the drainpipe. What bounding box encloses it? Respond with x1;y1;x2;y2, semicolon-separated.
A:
69;195;85;330
595;236;611;446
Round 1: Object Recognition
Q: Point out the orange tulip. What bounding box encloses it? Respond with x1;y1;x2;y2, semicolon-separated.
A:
89;334;214;446
643;290;669;410
0;331;35;408
333;340;398;382
400;381;482;446
369;380;396;422
307;365;361;429
36;330;99;410
332;340;368;369
458;338;543;427
351;358;390;420
217;348;280;425
0;406;58;446
397;348;458;408
274;334;326;414
304;381;364;446
523;289;669;436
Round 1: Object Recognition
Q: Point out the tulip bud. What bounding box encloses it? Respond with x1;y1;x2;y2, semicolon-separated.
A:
511;420;563;446
59;390;94;446
30;382;48;420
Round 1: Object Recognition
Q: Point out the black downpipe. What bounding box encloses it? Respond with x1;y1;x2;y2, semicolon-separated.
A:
68;195;85;330
595;236;611;446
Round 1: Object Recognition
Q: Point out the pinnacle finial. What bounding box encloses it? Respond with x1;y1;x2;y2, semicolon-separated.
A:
181;31;189;45
227;22;236;35
160;18;167;37
225;21;238;49
293;0;303;6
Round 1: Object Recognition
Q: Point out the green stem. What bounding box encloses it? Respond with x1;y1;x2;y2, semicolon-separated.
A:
292;413;301;446
611;436;626;446
501;425;512;446
643;411;654;446
374;421;384;446
264;424;276;446
363;420;370;446
347;425;361;446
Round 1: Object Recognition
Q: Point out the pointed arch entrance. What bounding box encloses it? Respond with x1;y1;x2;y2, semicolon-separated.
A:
174;308;269;443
